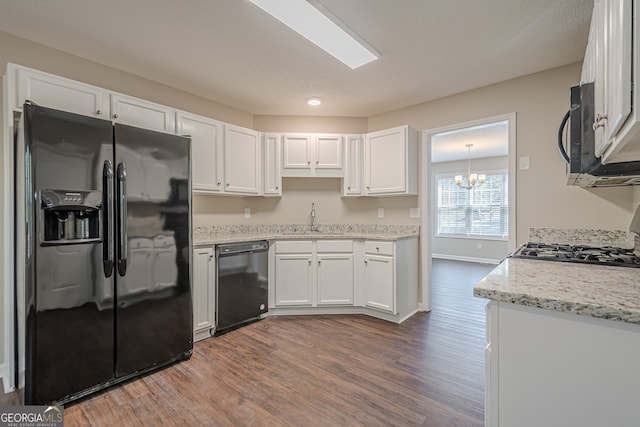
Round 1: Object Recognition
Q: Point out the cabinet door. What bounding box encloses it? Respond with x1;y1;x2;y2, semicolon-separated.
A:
364;254;395;313
15;66;108;118
317;254;354;305
263;133;282;196
224;124;262;194
365;126;408;195
315;135;343;171
110;93;176;133
193;247;214;340
343;135;363;196
177;112;224;193
275;254;313;306
283;135;312;172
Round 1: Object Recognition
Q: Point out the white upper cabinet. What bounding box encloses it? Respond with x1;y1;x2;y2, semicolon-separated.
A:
11;65;109;118
588;0;640;163
177;112;224;193
364;125;418;196
8;64;175;133
224;124;262;195
110;94;176;133
282;134;343;177
263;133;282;196
342;134;364;196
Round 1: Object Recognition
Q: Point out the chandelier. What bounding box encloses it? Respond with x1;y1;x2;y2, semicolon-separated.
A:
455;144;486;189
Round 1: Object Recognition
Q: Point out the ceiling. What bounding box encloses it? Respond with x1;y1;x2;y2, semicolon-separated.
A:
0;0;593;118
431;120;509;163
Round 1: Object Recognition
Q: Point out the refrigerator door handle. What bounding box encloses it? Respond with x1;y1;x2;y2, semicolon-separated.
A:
102;160;114;277
117;162;128;276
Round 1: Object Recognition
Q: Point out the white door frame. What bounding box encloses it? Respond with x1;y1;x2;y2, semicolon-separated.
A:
420;113;517;311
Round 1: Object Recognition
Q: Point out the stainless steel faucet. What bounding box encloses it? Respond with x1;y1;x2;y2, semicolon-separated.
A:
310;202;319;231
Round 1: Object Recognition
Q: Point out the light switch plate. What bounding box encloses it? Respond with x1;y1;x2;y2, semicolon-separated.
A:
519;156;531;170
409;207;420;218
378;207;384;218
244;208;251;218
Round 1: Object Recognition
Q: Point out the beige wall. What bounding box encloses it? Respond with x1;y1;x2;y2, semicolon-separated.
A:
254;115;367;133
369;62;640;244
0;31;253;127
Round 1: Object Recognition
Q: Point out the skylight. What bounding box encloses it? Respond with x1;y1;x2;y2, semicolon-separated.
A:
247;0;379;69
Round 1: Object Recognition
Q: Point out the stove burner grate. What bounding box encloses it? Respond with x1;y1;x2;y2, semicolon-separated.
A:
511;242;640;267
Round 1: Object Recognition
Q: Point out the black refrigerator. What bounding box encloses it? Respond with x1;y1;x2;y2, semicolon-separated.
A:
15;102;193;405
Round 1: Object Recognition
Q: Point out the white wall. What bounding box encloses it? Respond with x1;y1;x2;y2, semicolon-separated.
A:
431;156;509;262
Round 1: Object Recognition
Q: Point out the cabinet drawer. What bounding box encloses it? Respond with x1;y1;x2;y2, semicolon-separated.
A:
365;241;394;256
317;240;353;253
275;240;313;253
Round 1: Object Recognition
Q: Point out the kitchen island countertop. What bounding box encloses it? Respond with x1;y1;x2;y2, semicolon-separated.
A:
473;257;640;324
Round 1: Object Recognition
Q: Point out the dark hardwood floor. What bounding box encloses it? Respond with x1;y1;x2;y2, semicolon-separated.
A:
1;258;495;426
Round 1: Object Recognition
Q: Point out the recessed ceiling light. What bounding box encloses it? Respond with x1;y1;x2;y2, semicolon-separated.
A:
307;98;322;106
247;0;380;69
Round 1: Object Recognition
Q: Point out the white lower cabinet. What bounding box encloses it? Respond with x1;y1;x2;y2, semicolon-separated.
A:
274;252;313;306
193;247;215;341
272;238;418;323
363;253;395;313
274;240;354;307
485;301;640;427
317;240;354;305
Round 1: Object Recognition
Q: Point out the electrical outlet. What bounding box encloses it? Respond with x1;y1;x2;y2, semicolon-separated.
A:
244;208;251;218
477;243;483;250
519;156;531;170
409;207;420;218
378;208;384;218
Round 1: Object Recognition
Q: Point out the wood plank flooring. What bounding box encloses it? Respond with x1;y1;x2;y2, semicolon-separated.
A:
2;258;495;426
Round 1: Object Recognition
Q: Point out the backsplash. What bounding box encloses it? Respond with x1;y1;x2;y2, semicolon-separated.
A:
529;228;636;248
193;223;420;241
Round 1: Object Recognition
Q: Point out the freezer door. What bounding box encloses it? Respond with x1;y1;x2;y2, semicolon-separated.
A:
22;103;115;404
114;124;192;378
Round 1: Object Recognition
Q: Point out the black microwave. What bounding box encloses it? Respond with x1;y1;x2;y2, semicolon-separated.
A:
559;82;640;187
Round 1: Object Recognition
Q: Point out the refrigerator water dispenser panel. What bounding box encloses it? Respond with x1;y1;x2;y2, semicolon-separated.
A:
40;189;102;245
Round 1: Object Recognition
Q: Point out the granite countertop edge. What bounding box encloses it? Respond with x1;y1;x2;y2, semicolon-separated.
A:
194;231;419;246
474;258;640;325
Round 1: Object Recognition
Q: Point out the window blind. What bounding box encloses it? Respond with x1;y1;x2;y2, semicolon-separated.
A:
437;172;508;238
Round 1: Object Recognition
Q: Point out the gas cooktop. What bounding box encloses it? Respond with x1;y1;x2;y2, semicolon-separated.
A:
510;242;640;268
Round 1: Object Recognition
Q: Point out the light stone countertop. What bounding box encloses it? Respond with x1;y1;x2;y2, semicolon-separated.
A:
193;224;419;246
473;257;640;324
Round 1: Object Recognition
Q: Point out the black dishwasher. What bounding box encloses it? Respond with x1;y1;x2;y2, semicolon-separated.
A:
215;240;269;335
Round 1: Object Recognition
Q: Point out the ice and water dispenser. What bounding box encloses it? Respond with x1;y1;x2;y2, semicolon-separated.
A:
40;189;102;245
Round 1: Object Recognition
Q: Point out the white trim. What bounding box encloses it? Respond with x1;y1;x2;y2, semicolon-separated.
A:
432;253;501;265
421;113;517;312
0;362;11;394
3;71;16;392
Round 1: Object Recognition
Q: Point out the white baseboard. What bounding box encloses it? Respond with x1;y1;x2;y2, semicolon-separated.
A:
432;253;501;265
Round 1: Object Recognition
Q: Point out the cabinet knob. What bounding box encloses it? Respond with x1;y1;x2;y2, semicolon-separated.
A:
209;254;213;260
366;186;370;189
217;181;221;185
113;113;119;119
593;114;608;131
318;260;321;265
316;160;319;164
376;247;380;252
348;186;351;190
276;186;279;190
96;109;102;115
365;260;368;265
226;183;230;187
308;259;312;265
307;161;311;165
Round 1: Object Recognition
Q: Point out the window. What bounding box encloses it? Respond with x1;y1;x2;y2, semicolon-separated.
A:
437;172;508;239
